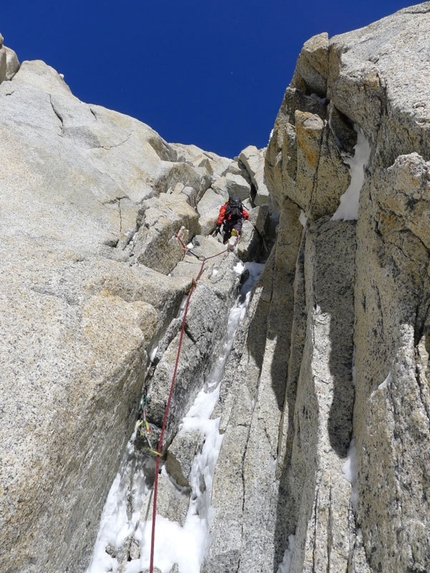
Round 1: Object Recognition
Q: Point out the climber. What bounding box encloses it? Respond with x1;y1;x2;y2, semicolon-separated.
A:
215;196;249;244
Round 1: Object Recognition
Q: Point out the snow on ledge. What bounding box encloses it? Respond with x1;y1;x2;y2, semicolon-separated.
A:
378;372;391;390
331;127;371;221
342;438;359;510
299;210;307;228
277;535;296;573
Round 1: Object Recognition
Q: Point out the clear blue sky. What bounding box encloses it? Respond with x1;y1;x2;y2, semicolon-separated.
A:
2;0;411;158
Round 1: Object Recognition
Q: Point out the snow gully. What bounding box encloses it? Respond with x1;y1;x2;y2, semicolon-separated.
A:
86;262;264;573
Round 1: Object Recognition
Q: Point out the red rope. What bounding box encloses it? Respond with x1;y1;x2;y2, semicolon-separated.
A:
149;234;236;572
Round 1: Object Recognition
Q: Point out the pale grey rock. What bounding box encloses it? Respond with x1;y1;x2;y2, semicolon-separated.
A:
291;32;329;97
222;158;245;177
142;472;190;527
204;311;257;573
224;171;251;200
266;88;327;211
169;234;227;281
197;187;228;235
239;145;271;206
328;102;357;155
7;4;430;572
0;239;188;573
178;184;199;205
210;5;430;573
171;142;232;178
5;46;20;80
249;204;270;237
154;160;212;203
247;204;279;261
0;38;21;82
212;172;251;201
286;218;356;573
328;4;430;166
166;430;204;485
144;249;241;447
111;235;251;570
0;61;188;259
294;110;350;219
266;88;349;222
235;217;265;262
12;58;72;94
294;111;325;211
0;47;6;82
0;53;255;573
131;194;200;274
202;426;247;573
374;152;430;249
206;201;303;572
351;154;430;573
327;8;430;571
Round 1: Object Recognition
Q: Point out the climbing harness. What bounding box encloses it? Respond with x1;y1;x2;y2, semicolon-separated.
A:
147;231;240;573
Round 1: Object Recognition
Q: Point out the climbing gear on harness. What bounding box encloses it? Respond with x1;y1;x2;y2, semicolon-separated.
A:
135;395;162;457
185;278;198;294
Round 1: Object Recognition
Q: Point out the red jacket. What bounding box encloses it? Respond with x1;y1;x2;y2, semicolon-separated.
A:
216;202;249;226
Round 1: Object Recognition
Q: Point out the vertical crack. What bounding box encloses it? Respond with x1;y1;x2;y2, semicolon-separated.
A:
236;388;260;573
118;198;123;235
309;123;326;210
103;195;130;242
415;342;430;424
49;95;64;134
237;422;251;573
327;481;332;573
312;485;320;573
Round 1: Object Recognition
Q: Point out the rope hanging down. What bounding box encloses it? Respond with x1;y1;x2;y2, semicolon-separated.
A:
148;232;238;573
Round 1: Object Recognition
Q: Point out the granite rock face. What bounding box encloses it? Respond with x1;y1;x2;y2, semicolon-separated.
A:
0;35;20;82
0;49;274;573
3;3;430;572
206;4;430;573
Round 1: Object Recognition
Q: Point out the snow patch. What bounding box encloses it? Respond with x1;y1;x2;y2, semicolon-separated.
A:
378;372;391;390
234;261;245;274
132;515;203;573
241;262;265;297
331;127;371;221
87;280;255;572
268;128;274;144
277;535;296;573
86;434;148;573
150;346;158;362
299;210;307;228
342;438;359;509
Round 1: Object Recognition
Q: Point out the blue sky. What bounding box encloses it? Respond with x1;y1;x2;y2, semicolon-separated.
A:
2;0;411;158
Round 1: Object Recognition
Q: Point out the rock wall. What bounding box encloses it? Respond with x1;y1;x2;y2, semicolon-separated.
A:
0;43;274;573
3;3;430;571
204;3;430;573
